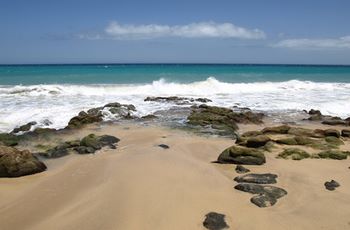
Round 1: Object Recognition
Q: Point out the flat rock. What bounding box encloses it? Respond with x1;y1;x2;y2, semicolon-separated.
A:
203;212;229;230
158;144;170;149
217;145;266;165
234;173;278;184
246;135;271;148
262;125;291;134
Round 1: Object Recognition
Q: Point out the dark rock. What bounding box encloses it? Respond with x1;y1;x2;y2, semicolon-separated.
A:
235;165;250;174
322;119;348;126
67;111;103;129
262;125;291;134
98;135;120;147
341;129;350;137
287;127;315;137
203;212;229;230
0;145;46;177
241;130;263;137
325;136;344;146
80;134;102;150
29;128;57;136
246;135;271;148
78;134;120;153
158;144;169;149
0;133;20;146
11;121;37;134
141;114;158;120
315;150;348;160
234;183;287;207
277;148;310;160
324;129;340;138
144;96;212;104
309;109;322;116
39;143;70;158
234;173;278;184
324;180;340;191
217;146;265;165
74;146;96;154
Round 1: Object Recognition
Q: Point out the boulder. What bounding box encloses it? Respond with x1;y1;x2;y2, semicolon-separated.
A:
0;133;19;146
67;111;103;129
158;144;169;149
324;129;340;138
0;145;46;177
241;130;263;137
315;150;348;160
217;146;265;165
277;148;310;160
141;114;158;120
39;143;70;158
246;135;271;148
325;136;344;146
203;212;229;230
234;173;278;184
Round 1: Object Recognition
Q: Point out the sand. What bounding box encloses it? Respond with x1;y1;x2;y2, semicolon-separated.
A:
1;123;350;230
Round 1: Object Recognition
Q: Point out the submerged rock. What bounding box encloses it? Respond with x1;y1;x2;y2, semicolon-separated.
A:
235;165;250;174
0;145;46;177
203;212;229;230
277;148;310;160
217;145;265;165
234;173;278;184
324;180;340;191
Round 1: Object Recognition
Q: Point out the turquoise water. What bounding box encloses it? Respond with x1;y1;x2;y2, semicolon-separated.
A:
1;64;350;85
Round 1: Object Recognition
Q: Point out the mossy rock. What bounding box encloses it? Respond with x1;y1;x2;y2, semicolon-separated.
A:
287;127;315;137
217;145;266;165
315;150;348;160
276;137;298;145
325;136;344;146
324;129;340;138
241;130;263;137
246;135;271;148
262;125;291;134
80;134;102;150
278;148;310;160
0;133;20;146
275;136;315;146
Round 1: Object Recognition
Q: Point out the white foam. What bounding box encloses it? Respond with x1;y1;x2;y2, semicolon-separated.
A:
1;77;350;132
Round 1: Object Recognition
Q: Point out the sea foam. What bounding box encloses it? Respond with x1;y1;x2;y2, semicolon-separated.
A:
1;77;350;132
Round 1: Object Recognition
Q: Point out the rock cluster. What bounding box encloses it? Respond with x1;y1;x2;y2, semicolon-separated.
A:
144;96;212;104
306;109;350;126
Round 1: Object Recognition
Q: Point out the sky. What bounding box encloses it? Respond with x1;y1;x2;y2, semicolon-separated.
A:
1;0;350;64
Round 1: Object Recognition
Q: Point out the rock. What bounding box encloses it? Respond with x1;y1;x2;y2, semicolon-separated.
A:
65;140;81;147
217;146;266;165
67;111;103;129
309;109;322;116
262;125;291;134
141;114;158;120
275;136;315;146
246;135;271;148
324;129;340;138
74;146;96;154
316;150;348;160
80;134;102;150
287;127;315;137
277;148;310;160
203;212;229;230
325;136;344;146
11;121;37;134
0;145;46;177
341;129;350;137
234;173;277;184
98;135;120;147
322;119;348;126
158;144;169;149
324;180;340;191
276;137;298;145
79;134;120;153
241;130;263;137
144;96;212;104
39;143;71;158
235;165;250;174
28;128;57;136
234;183;287;208
0;133;19;146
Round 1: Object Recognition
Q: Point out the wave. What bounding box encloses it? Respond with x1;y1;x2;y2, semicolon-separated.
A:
1;77;350;132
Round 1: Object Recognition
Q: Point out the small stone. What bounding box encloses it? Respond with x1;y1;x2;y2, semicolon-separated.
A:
158;144;169;149
324;180;340;191
203;212;229;230
235;165;250;174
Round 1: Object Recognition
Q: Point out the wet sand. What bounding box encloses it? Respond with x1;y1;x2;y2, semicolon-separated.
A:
0;123;350;230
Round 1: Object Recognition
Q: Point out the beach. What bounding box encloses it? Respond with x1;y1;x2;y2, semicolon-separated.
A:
1;119;350;230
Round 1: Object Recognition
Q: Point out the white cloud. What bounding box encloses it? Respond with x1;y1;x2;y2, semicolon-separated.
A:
102;21;266;40
273;36;350;49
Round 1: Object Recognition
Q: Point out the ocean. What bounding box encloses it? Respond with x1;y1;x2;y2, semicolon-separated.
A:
1;64;350;132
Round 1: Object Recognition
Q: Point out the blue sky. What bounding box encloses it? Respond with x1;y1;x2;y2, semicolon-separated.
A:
1;0;350;64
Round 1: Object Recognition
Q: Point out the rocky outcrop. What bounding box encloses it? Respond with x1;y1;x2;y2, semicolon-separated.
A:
0;145;46;177
0;133;20;146
203;212;229;230
66;102;136;129
306;109;349;126
187;104;264;136
277;148;310;160
246;135;271;148
314;150;348;160
11;121;37;134
39;134;120;158
217;145;266;165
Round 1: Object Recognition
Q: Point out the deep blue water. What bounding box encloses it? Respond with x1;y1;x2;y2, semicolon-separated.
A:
1;64;350;85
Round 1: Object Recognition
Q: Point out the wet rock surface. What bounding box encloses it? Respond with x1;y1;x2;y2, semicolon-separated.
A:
144;96;212;104
324;180;340;191
217;145;266;165
203;212;229;230
11;121;37;134
234;173;277;184
0;145;47;177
